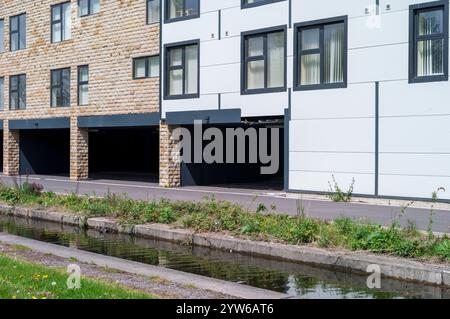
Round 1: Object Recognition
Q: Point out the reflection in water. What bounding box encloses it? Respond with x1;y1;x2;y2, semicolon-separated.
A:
0;215;448;299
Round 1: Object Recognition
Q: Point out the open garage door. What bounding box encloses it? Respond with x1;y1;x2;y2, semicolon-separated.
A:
89;127;159;182
19;129;70;176
181;121;284;190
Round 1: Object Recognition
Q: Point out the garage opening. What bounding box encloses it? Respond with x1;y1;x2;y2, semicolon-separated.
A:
181;119;284;190
88;127;159;182
19;129;70;176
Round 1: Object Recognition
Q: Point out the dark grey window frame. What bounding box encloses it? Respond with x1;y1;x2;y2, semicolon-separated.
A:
51;68;71;107
78;0;100;17
77;65;89;106
0;19;4;53
294;16;348;91
9;74;26;110
10;13;26;52
241;0;286;9
147;0;160;24
51;2;71;43
133;56;159;79
164;0;200;24
409;1;449;84
164;39;200;100
0;77;4;111
241;25;287;95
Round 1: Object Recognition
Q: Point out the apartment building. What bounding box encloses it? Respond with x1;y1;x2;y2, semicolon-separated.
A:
0;0;161;181
160;0;450;200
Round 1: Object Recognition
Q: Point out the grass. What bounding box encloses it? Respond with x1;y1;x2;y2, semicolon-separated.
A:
0;181;450;263
0;254;154;299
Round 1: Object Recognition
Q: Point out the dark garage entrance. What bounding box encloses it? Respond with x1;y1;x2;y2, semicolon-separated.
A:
19;129;70;176
181;121;284;190
88;127;159;182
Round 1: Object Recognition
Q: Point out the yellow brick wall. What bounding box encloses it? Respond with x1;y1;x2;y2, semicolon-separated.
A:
0;0;160;120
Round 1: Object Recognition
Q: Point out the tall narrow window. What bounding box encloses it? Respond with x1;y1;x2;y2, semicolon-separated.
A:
147;0;160;24
79;0;100;17
133;56;159;79
166;0;199;22
410;2;448;83
78;65;89;106
165;41;199;98
52;2;71;43
295;17;347;90
0;19;4;53
242;27;286;94
51;68;71;107
10;14;26;51
9;74;26;110
0;77;4;111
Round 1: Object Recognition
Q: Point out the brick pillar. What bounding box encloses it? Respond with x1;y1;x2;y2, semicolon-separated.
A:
159;122;181;187
70;117;89;180
3;120;20;176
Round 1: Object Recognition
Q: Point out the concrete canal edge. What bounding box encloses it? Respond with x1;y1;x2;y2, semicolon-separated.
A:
0;233;287;299
1;204;450;288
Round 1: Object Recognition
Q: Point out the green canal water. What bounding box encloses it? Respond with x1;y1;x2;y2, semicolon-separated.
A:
0;215;448;299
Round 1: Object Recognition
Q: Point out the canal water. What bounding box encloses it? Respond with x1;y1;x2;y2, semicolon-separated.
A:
0;215;448;299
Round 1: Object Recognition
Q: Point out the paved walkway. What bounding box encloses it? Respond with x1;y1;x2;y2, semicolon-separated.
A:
1;175;449;233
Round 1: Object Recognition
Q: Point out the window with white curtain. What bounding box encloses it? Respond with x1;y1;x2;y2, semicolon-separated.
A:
52;2;71;43
147;0;160;24
133;56;160;79
295;17;347;90
165;41;199;98
79;0;100;17
242;28;286;94
166;0;199;22
78;65;89;106
410;2;448;83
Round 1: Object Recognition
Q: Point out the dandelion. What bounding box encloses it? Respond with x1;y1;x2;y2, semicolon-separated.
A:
51;282;57;286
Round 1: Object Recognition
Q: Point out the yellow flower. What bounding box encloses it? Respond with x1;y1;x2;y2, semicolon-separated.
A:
12;296;16;299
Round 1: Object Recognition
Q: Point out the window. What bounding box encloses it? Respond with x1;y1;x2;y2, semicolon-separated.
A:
51;68;71;107
52;2;71;43
0;19;4;53
165;41;199;99
78;65;89;106
294;17;347;90
78;0;100;17
133;56;159;79
147;0;160;24
242;27;286;94
165;0;199;22
0;77;4;111
409;2;448;83
10;14;26;51
9;74;26;110
241;0;285;9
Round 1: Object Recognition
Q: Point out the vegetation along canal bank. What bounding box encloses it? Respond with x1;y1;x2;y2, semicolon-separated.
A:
0;182;449;288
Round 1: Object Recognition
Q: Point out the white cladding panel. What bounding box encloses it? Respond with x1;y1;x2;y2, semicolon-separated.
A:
161;0;450;199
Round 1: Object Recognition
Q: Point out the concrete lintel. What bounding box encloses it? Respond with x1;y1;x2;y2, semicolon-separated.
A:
9;118;71;130
165;109;241;125
77;113;161;129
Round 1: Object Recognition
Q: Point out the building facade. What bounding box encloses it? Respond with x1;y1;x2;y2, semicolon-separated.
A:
0;0;161;181
1;0;449;201
160;0;450;200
